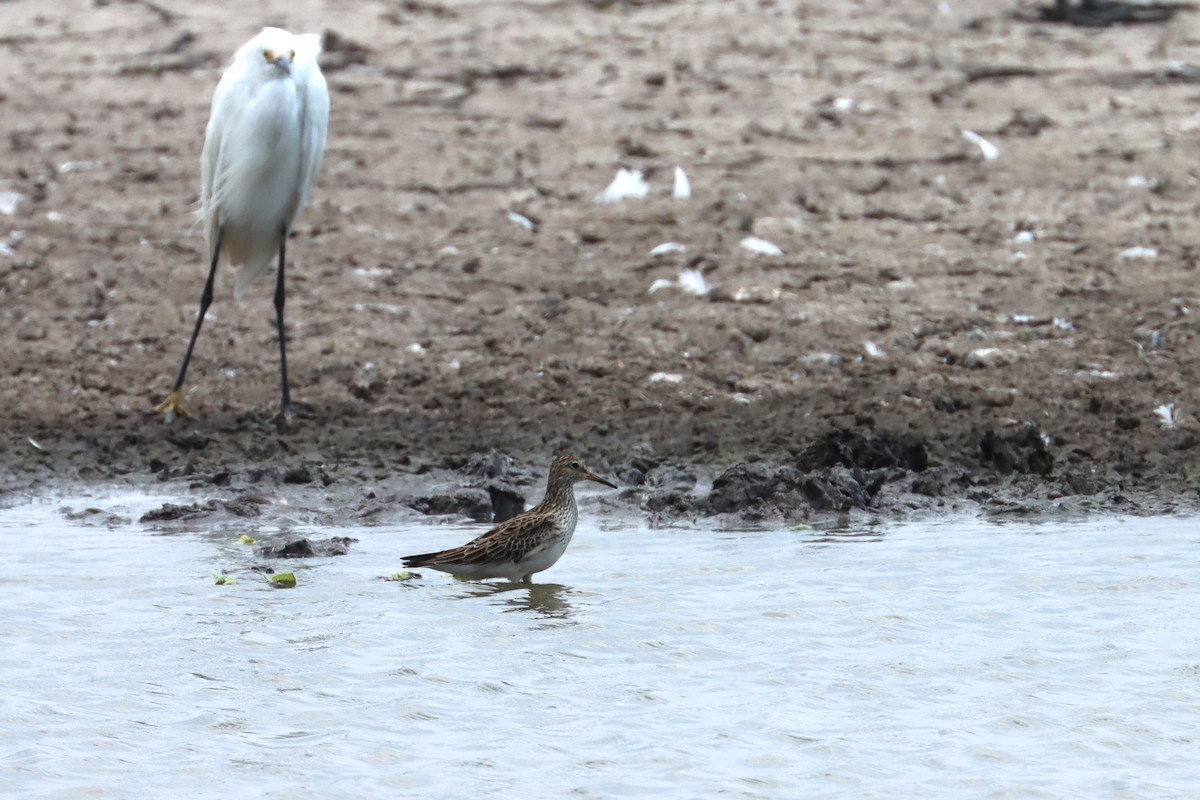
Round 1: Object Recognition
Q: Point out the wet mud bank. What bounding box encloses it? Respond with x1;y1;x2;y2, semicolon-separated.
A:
4;2;1200;523
6;409;1198;527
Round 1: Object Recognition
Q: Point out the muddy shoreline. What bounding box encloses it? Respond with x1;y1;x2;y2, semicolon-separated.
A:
8;410;1199;527
3;2;1200;524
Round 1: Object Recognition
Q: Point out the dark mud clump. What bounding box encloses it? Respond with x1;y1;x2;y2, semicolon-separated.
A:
256;536;357;558
979;425;1054;476
668;430;927;519
798;430;930;473
138;497;266;522
702;461;891;519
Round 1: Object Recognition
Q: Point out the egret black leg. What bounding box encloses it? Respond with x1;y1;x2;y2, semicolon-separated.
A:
155;227;223;420
274;230;293;428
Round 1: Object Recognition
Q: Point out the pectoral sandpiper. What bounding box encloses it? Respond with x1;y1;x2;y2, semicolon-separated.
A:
402;454;618;583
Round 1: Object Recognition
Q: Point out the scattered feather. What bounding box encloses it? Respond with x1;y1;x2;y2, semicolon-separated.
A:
803;352;841;366
0;243;14;257
649;372;684;383
1013;231;1035;245
863;341;886;359
506;210;536;231
353;303;406;316
677;269;708;296
57;161;95;174
406;343;425;354
0;191;21;216
961;129;999;161
649;242;686;256
648;269;708;296
27;437;43;451
730;286;783;303
1155;403;1177;430
740;236;784;257
833;97;855;111
595;168;648;204
1118;246;1157;260
964;347;1014;368
673;166;692;199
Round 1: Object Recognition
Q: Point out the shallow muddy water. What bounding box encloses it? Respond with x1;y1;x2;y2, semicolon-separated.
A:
1;493;1197;798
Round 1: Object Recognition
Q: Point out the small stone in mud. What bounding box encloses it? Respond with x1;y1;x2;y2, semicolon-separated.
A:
1063;474;1102;496
641;462;703;513
645;463;698;490
705;462;803;515
465;450;509;479
283;465;315;484
802;466;888;511
221;497;263;518
256;537;357;558
139;501;218;522
909;466;974;499
629;444;661;474
410;489;493;522
487;485;525;523
167;431;210;451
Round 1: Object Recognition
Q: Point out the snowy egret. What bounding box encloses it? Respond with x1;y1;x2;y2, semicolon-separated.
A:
155;27;329;429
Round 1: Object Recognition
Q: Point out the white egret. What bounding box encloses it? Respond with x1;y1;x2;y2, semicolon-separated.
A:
155;27;330;429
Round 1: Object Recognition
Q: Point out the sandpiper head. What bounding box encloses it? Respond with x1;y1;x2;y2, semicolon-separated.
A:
551;453;618;489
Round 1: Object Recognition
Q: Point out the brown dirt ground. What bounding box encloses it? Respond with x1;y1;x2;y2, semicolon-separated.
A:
3;0;1200;522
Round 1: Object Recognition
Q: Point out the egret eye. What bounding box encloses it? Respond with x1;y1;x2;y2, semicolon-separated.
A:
262;49;277;63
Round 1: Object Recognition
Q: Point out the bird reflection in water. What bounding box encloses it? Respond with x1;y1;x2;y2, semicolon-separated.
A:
459;582;574;620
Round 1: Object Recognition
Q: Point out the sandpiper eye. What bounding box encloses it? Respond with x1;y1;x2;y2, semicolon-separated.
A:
262;49;276;63
570;461;580;470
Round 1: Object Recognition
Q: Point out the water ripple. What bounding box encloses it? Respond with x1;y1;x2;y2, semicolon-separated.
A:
0;500;1197;796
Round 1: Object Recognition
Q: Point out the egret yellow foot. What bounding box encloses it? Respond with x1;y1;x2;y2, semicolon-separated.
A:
271;406;295;433
270;401;313;432
153;389;192;422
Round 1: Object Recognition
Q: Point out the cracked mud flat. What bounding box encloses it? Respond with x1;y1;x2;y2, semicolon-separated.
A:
2;0;1200;525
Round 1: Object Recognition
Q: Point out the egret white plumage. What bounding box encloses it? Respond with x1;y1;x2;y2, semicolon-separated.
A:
155;27;329;428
